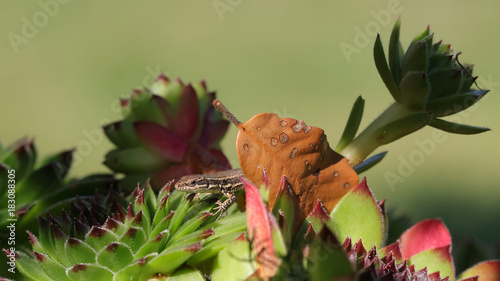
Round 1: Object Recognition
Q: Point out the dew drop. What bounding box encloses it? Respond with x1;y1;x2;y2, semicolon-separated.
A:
333;171;339;178
344;183;351;189
280;120;287;127
270;137;278;146
243;144;249;151
290;148;298;159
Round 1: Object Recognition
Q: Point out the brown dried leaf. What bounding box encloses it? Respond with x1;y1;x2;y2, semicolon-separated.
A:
214;101;359;229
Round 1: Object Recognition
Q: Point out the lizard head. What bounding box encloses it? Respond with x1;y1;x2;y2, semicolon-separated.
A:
174;174;215;193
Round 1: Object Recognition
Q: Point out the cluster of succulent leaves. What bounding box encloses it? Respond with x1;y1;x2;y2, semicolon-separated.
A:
338;18;490;166
0;138;115;279
103;74;231;190
12;180;246;280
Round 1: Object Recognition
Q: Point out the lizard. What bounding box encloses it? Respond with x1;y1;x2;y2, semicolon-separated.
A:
174;168;244;219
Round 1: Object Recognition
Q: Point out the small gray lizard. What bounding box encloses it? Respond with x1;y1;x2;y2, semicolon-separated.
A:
174;169;244;219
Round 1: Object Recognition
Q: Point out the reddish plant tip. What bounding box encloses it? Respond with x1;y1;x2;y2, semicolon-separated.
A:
104;217;119;230
200;79;207;90
27;231;37;245
3;249;17;258
71;264;88;273
89;227;107;238
136;189;145;206
184;242;202;253
304;222;316;241
132;211;143;225
126;202;135;219
120;98;129;107
156;73;169;83
52;225;66;240
199;229;216;239
159;180;174;195
137;257;147;266
342;237;352;251
67;238;81;248
106;243;120;252
234;233;247;241
199;211;212;220
159;195;170;210
34;252;46;262
153;232;165;242
132;186;142;199
309;199;330;221
125;227;138;239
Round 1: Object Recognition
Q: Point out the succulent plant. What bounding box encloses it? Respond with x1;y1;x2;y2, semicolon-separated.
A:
337;18;490;166
11;180;246;281
0;138;115;280
103;74;231;190
212;173;500;281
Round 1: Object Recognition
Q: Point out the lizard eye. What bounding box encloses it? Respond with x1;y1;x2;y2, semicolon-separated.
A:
190;180;196;185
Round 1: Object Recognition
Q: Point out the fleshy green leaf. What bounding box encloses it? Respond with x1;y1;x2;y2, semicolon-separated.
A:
144;242;203;277
14;250;52;281
353;151;387;174
306;200;334;234
389;17;402;84
34;252;71;281
408;245;454;281
187;231;244;267
211;237;256;281
161;266;206;281
373;112;432;145
330;178;385;249
104;147;170;173
66;264;114;281
399;71;429;111
65;238;96;264
84;226;119;252
374;34;401;103
335;96;365;152
426;89;488;117
119;226;147;253
428;68;463;98
429;118;490;135
96;242;134;272
401;41;428;78
103;121;141;149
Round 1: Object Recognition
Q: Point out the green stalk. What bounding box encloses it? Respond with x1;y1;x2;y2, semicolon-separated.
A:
339;102;416;166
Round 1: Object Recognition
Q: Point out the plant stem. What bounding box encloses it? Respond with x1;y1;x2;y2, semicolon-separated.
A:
339;102;414;166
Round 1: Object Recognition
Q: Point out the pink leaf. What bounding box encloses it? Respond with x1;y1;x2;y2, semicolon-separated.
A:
399;219;451;258
174;84;199;139
380;241;403;262
242;176;279;278
134;121;188;161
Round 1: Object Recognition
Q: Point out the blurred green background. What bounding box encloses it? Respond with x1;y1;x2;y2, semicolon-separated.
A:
1;0;498;254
